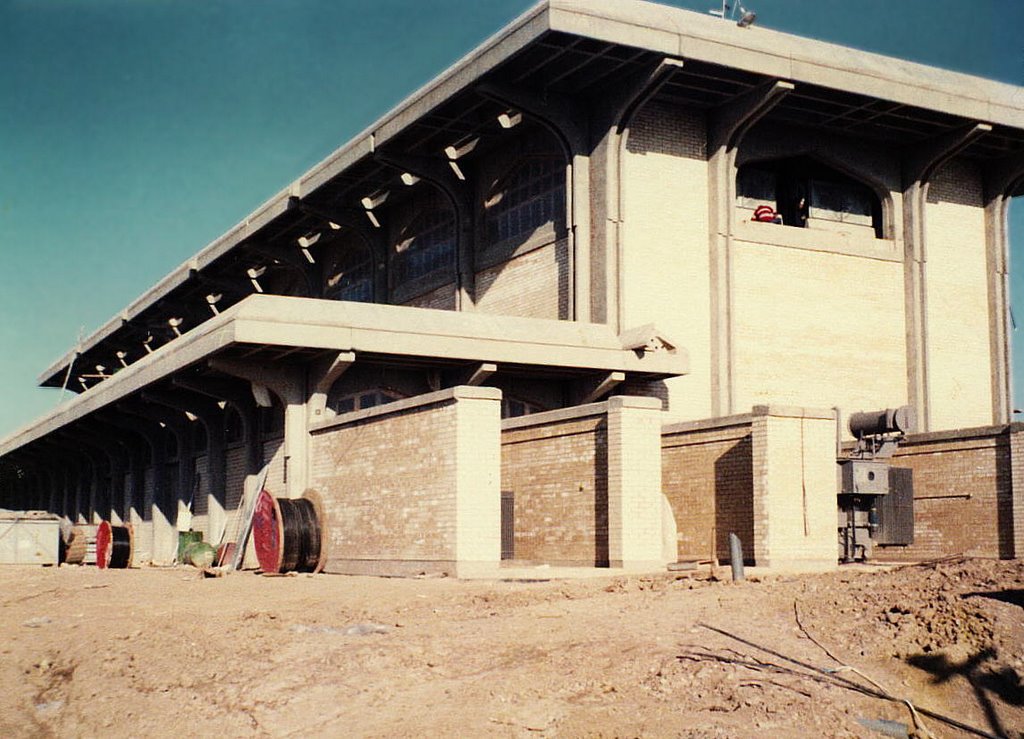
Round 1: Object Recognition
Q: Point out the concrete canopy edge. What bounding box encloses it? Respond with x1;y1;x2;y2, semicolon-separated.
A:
5;295;686;458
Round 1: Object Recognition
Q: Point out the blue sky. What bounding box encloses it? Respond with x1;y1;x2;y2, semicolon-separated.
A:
0;0;1020;437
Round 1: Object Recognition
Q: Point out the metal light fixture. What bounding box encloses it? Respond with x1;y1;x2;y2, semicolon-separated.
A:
709;1;757;27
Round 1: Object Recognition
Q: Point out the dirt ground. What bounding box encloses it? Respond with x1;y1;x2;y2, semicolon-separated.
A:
1;557;1021;738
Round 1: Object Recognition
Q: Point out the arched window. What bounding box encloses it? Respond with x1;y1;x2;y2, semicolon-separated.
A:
324;242;374;303
394;208;455;285
485;157;565;245
737;157;883;237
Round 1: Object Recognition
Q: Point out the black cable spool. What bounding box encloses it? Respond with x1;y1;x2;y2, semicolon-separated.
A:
277;498;321;573
109;526;132;569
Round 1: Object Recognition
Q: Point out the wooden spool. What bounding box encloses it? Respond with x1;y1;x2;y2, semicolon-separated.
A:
63;524;99;565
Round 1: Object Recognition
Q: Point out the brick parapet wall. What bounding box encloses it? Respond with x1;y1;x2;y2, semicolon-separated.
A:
500;403;609;566
876;423;1018;560
309;386;501;576
661;415;753;563
662;405;837;571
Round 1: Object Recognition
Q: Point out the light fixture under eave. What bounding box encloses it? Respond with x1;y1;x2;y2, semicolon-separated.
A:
167;317;184;337
297;232;321;249
115;350;129;368
206;293;223;316
400;172;420;186
328;221;341;230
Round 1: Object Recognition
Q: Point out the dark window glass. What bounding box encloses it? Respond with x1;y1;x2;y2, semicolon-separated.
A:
394;210;455;284
486;158;565;245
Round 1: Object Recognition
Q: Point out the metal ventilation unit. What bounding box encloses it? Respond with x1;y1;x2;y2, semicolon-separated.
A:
838;406;916;562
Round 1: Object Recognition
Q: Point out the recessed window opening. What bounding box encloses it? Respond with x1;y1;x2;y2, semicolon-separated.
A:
737;157;883;237
501;396;543;419
325;244;373;303
486;157;565;245
329;387;406;415
394;208;455;284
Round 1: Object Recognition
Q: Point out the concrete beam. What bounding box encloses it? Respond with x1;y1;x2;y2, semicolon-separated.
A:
576;371;626;405
308;351;357;422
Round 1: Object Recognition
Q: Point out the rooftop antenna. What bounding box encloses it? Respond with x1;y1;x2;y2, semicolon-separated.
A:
709;1;757;27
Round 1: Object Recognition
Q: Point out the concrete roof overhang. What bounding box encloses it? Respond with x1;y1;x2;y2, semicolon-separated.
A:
36;0;1024;389
3;295;687;458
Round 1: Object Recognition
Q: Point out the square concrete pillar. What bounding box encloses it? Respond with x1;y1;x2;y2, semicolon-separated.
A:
606;395;667;570
453;387;502;577
751;405;837;571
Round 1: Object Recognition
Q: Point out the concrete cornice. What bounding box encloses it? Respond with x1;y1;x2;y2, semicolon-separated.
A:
8;295;687;458
38;0;1024;383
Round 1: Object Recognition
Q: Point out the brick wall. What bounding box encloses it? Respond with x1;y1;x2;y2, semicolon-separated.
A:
622;101;711;421
877;424;1017;560
500;406;609;565
730;239;907;417
662;415;753;562
400;281;457;311
309;386;501;576
475;238;570;320
924;158;993;429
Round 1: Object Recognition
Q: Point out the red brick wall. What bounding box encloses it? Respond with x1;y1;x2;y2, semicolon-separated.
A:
877;425;1015;560
661;418;754;562
501;409;608;566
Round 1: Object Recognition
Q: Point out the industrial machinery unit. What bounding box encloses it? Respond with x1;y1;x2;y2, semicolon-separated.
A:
838;407;916;562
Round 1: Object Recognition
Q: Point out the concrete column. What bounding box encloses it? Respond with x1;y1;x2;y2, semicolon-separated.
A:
452;386;502;577
605;395;665;570
208;358;307;498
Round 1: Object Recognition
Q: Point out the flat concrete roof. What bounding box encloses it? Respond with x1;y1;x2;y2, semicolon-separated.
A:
38;0;1024;386
3;295;687;457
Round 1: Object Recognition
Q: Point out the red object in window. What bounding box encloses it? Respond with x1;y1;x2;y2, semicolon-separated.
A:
753;205;777;222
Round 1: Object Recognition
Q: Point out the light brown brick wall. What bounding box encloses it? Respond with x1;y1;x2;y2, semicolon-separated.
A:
309;387;501;575
475;239;569;320
661;418;753;562
878;426;1014;560
500;410;608;565
924;159;993;428
731;242;907;417
311;399;459;570
622;102;711;421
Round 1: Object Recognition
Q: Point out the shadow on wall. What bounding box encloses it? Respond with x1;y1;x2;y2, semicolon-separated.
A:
713;436;754;565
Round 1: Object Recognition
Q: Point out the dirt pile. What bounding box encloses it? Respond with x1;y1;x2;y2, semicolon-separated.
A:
0;558;1020;737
